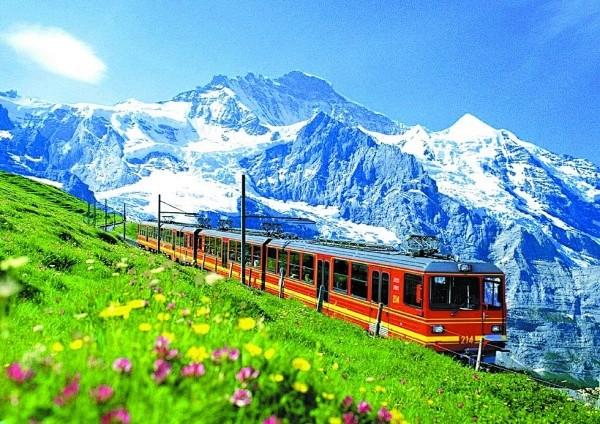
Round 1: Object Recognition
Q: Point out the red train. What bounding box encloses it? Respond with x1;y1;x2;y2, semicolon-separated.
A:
137;221;507;363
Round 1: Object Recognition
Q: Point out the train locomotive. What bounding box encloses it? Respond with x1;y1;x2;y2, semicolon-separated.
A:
137;221;507;363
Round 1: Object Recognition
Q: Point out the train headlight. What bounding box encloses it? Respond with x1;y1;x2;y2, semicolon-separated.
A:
432;325;445;334
491;325;502;333
458;263;472;272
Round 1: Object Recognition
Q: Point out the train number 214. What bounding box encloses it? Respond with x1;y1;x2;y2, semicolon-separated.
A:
459;335;475;344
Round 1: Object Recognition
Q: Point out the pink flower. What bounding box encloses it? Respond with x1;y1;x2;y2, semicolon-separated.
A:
357;400;371;414
341;395;354;410
154;336;178;359
235;366;259;384
230;389;252;407
167;302;176;310
90;384;114;403
377;407;392;422
343;412;359;424
54;374;80;406
262;416;282;424
181;363;206;377
101;408;131;424
112;358;132;374
152;358;172;384
5;362;35;384
211;346;239;363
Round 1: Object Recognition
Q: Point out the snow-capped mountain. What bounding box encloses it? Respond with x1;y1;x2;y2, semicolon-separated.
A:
1;72;599;385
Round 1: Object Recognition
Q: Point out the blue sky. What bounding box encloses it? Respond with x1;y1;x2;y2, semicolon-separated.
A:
1;0;599;166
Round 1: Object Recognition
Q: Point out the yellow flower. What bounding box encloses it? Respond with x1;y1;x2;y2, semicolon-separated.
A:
375;385;387;393
359;387;367;394
201;296;211;304
192;323;210;335
244;343;262;356
99;304;131;319
157;312;170;321
427;399;434;405
390;410;405;424
264;348;276;360
139;323;152;332
293;381;308;393
52;342;64;353
237;317;256;331
186;346;209;362
153;293;166;303
195;306;210;316
69;339;83;350
292;357;311;372
269;374;284;383
328;418;342;424
322;392;335;400
127;299;146;309
332;362;339;370
162;332;175;342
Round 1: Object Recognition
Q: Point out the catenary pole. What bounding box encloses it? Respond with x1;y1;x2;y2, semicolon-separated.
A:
241;174;246;285
157;194;161;254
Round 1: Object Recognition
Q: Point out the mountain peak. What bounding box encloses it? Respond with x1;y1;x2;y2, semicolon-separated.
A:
445;113;498;140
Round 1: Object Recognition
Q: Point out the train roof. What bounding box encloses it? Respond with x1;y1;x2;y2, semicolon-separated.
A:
139;222;503;274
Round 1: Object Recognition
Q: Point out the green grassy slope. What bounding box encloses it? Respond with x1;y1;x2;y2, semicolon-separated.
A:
0;171;598;423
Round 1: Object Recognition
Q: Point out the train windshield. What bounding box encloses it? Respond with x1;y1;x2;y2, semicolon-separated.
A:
429;276;480;310
483;276;503;309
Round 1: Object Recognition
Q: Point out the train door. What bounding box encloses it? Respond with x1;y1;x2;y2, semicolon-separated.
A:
316;259;330;303
369;267;390;335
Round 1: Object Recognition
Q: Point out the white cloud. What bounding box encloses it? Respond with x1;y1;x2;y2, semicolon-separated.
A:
3;25;106;84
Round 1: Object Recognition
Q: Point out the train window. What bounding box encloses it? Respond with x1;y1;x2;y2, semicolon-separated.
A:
302;253;314;284
350;263;368;299
214;238;221;258
333;259;349;294
278;249;287;276
372;271;390;306
483;277;502;309
429;276;480;310
252;245;261;267
289;251;301;280
404;274;423;308
228;241;235;261
243;243;252;266
234;242;241;263
267;247;277;273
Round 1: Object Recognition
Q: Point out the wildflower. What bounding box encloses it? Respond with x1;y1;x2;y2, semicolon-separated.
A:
329;418;342;424
357;400;371;414
236;366;260;384
74;313;88;320
101;408;131;424
154;336;178;359
138;323;152;332
389;410;405;423
457;402;464;408
99;304;132;319
54;374;80;406
262;416;282;424
90;385;114;403
332;362;339;370
180;308;191;316
32;324;43;332
70;339;83;350
293;381;308;393
322;392;335;400
153;293;166;303
167;302;176;310
374;385;387;393
292;357;311;372
181;363;206;378
157;312;170;321
150;266;165;274
0;256;29;270
127;299;147;309
211;346;239;363
343;412;359;424
264;347;275;360
230;389;252;407
152;358;172;384
201;295;211;304
237;317;256;331
52;342;64;353
377;407;392;423
192;323;210;335
112;358;132;374
437;387;444;394
5;362;34;384
269;373;284;382
473;373;480;380
85;259;95;264
186;346;209;362
244;343;262;356
195;306;210;316
341;395;354;410
427;399;434;405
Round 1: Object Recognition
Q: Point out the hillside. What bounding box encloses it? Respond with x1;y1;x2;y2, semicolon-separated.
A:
1;171;599;422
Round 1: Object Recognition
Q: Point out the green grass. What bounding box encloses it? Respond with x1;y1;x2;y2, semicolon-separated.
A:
1;170;599;423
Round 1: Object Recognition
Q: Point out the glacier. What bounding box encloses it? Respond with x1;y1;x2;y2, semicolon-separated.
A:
1;73;599;385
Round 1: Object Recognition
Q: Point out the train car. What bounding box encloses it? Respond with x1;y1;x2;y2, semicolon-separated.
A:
137;221;507;363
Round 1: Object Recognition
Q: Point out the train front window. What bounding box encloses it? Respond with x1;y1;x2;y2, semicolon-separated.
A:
429;276;480;310
483;277;502;309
